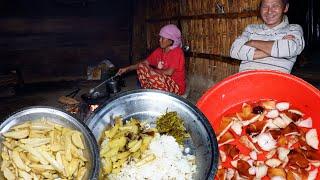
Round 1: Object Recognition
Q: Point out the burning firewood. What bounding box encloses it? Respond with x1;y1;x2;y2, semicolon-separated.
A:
58;96;79;105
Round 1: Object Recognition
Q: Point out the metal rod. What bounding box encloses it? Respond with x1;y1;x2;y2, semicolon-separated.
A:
89;74;119;95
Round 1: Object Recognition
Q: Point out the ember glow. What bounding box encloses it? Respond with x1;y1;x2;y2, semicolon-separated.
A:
90;104;99;112
66;106;78;114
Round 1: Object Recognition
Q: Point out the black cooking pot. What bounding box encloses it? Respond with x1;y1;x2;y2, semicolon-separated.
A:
106;77;121;94
81;90;110;105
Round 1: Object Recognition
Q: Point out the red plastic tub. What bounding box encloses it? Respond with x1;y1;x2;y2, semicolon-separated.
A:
197;70;320;132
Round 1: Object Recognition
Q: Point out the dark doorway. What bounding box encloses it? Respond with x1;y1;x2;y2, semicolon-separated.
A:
288;0;320;51
289;0;320;88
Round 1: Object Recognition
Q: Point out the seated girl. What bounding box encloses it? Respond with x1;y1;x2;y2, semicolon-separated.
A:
117;24;186;95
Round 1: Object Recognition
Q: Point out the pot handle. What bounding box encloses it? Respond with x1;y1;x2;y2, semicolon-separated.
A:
89;74;120;95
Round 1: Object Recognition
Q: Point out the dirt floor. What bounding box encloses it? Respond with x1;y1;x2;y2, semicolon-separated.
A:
0;73;198;122
0;73;138;121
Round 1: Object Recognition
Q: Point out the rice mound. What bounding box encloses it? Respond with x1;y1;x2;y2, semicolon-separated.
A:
108;134;196;180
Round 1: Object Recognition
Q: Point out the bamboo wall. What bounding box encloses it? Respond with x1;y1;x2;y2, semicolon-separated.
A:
181;17;261;57
180;0;261;15
133;0;263;100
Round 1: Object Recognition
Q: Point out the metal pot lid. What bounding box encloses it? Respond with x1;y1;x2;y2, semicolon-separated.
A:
86;89;219;179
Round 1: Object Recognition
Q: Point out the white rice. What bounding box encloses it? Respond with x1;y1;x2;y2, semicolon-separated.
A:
108;134;196;180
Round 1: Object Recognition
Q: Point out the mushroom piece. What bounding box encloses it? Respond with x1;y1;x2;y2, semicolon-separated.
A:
218;139;235;147
217;120;234;141
257;133;277;151
239;136;261;154
308;168;318;180
238;154;250;161
242;114;261;126
271;176;286;180
247;159;254;167
276;102;290;111
223;144;240;159
249;151;257;161
262;100;276;110
287;171;302;180
310;160;320;167
255;165;268;179
266;109;280;119
265;158;282;168
236;113;243;121
303;149;320;161
267;168;286;179
231;119;243;136
237;160;251;178
226;168;235;180
248;166;256;175
231;160;238;168
306;129;319;150
288;135;299;149
239;103;254;120
305;165;312;171
218;131;235;146
260;119;280;134
281;157;289;168
246;120;268;135
288;109;304;116
282;123;300;136
219;150;227;163
277;135;287;147
277;147;290;162
233;170;248;180
266;149;277;159
295;117;313;128
288;150;309;168
275;114;293;128
216;168;227;180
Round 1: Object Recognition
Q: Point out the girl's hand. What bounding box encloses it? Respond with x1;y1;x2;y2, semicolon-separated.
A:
117;67;129;75
157;61;164;69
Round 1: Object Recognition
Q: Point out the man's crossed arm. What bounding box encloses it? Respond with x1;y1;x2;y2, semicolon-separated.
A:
230;24;304;61
245;35;295;60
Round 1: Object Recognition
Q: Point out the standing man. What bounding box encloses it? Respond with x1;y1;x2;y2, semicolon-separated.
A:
230;0;305;73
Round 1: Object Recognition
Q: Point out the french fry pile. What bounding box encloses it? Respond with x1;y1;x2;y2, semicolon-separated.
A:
1;119;88;180
100;117;157;178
